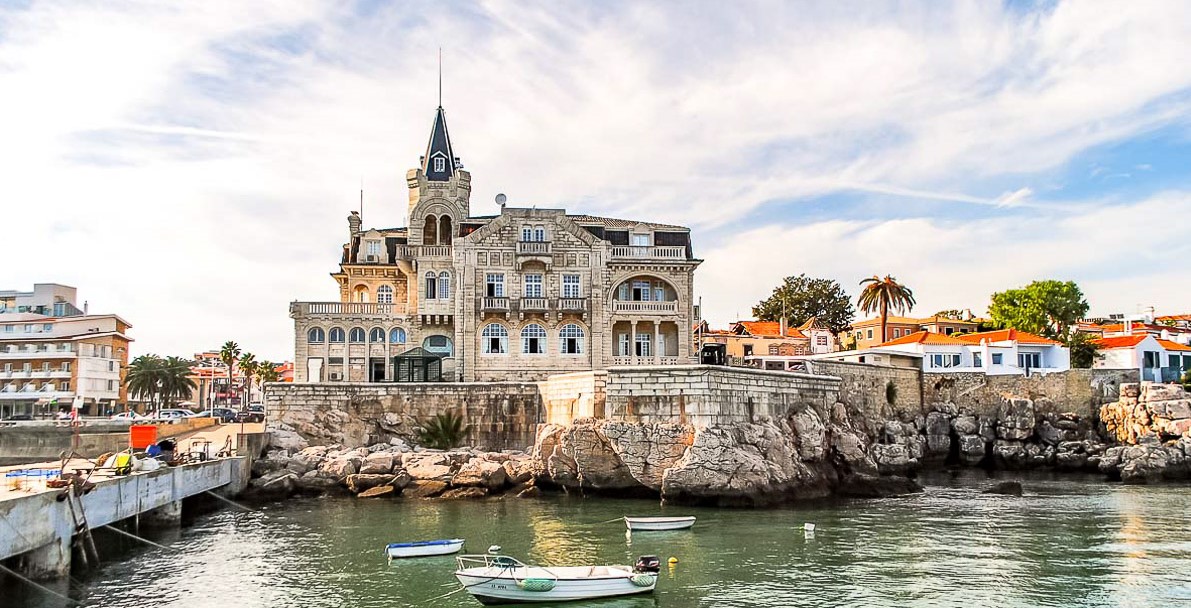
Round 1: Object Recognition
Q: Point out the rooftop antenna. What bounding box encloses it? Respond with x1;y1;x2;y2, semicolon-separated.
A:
359;177;364;221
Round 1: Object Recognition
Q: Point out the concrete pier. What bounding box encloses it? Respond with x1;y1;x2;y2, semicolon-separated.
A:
0;458;245;579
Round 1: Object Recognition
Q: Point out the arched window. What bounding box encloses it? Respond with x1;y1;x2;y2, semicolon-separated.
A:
376;285;393;304
390;328;407;344
425;271;438;300
522;323;546;354
424;335;452;356
329;327;345;343
482;324;509;354
353;285;369;303
438;271;451;299
308;327;326;343
559;324;584;355
423;215;438;245
369;327;386;343
349;327;366;343
438;216;453;244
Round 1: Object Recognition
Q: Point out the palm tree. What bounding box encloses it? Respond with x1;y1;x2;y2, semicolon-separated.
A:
415;411;472;449
257;361;280;385
858;275;917;344
161;356;197;408
219;341;241;407
126;355;164;410
239;352;257;405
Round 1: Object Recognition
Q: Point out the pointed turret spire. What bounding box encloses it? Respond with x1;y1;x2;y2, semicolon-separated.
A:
421;106;458;182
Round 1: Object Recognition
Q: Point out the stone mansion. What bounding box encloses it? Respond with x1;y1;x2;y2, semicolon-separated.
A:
290;105;701;382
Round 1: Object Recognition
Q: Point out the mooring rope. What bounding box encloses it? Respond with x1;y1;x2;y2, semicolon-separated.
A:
0;562;80;605
100;525;175;551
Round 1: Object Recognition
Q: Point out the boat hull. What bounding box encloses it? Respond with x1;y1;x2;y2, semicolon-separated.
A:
386;539;465;558
624;516;696;531
456;566;656;604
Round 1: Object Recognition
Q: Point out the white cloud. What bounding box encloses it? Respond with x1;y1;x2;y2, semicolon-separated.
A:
697;192;1191;328
2;1;1191;359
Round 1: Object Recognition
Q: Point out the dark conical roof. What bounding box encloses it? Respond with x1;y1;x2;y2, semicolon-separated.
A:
421;106;457;181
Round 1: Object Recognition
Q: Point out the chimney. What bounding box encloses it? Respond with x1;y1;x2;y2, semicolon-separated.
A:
83;300;88;315
347;211;362;235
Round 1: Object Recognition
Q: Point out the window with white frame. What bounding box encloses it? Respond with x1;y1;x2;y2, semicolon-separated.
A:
893;329;901;338
366;241;382;258
867;329;873;340
424;335;452;356
653;281;665;302
1018;352;1041;369
632;280;652;301
349;327;366;343
376;285;393;304
521;226;533;242
816;335;828;346
425;272;438;299
485;273;505;297
438;271;451;299
329;327;345;343
308;328;326;343
992;353;1003;365
635;332;652;357
618;332;631;356
522;324;546;354
433;157;445;172
389;328;407;344
973;353;983;367
482;324;508;354
533;225;545;241
562;274;581;298
631;232;650;246
61;362;70;372
524;274;543;298
369;327;386;343
929;353;961;368
560;324;584;354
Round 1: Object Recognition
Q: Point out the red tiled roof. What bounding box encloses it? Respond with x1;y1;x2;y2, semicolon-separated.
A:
878;331;971;347
1157;314;1191;322
734;321;806;338
1157;339;1191;352
1092;335;1149;349
956;329;1061;346
1099;322;1191;334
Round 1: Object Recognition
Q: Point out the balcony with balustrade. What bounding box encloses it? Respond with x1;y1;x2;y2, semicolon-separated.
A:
515;241;552;256
481;297;510;312
609;245;688;261
520;298;548;312
290;301;406;319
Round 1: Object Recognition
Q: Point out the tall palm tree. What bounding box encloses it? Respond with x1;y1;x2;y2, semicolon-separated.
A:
858;275;917;344
218;341;241;407
126;354;164;410
238;352;257;405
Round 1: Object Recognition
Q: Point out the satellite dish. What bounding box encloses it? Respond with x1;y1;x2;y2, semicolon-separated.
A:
495;193;507;206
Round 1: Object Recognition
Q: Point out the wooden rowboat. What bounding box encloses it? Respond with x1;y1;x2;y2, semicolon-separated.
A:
624;516;696;531
385;538;465;559
455;554;657;604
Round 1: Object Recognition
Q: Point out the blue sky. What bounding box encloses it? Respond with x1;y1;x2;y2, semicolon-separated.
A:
2;1;1190;360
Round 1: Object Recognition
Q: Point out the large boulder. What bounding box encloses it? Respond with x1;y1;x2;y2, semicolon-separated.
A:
925;411;951;455
957;434;986;466
345;474;396;494
452;459;508;489
871;443;917;475
267;426;309;453
245;470;298;500
403;480;448;498
403;454;454;482
359;452;396;475
997;398;1036;441
952;415;978;436
440;487;488;500
502;457;535;485
317;456;359;480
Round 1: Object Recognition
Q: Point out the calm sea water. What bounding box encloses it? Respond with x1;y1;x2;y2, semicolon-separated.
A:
6;471;1191;608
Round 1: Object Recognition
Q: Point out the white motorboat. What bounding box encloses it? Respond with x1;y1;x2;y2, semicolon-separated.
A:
385;538;465;559
454;554;657;605
624;516;696;531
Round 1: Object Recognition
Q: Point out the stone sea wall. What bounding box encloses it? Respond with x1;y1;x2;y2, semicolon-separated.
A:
923;368;1133;419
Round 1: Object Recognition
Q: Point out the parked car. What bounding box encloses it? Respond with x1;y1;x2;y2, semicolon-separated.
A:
195;407;238;423
6;414;34;421
109;411;146;421
234;404;266;423
155;408;196;420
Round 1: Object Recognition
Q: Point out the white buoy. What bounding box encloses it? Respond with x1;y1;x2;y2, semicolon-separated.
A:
488;545;502;554
803;523;816;532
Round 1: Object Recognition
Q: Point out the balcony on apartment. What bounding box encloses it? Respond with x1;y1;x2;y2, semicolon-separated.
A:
0;344;75;358
290;302;405;317
481;297;510;312
515;241;552;256
609;245;688;261
611;275;682;315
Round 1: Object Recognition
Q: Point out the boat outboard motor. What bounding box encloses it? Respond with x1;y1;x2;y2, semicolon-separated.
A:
634;555;660;573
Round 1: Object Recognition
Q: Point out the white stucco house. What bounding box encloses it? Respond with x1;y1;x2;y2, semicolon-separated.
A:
1092;334;1191;383
870;329;1070;375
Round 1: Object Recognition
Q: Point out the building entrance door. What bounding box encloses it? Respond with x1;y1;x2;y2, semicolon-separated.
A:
369;359;386;382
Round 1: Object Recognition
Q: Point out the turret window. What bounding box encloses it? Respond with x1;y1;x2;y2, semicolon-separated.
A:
433;157;445;172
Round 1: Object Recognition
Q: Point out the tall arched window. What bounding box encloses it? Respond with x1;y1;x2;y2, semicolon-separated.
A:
353;285;369;302
424;335;452;356
423;215;438;245
522;324;546;354
308;327;326;343
390;327;407;344
425;271;438;300
438;271;450;299
349;327;366;343
329;327;345;343
482;324;508;354
369;327;386;343
376;285;393;304
438;216;453;244
559;324;584;354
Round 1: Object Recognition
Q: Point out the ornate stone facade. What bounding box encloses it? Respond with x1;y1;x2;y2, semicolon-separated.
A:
290;106;701;382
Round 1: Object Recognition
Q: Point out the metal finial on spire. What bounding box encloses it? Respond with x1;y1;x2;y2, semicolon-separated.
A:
438;47;442;107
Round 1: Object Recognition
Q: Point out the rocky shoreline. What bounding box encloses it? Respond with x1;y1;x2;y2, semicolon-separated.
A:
248;381;1191;505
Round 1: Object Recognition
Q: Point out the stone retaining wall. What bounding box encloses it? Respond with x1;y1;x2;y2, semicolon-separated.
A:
806;360;923;421
265;382;543;451
541;370;607;425
603;365;842;427
922;368;1136;419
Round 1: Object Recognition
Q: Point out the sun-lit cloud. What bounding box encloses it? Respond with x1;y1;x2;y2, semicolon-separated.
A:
2;1;1190;359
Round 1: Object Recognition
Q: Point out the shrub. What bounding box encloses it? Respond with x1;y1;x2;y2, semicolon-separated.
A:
415;411;472;449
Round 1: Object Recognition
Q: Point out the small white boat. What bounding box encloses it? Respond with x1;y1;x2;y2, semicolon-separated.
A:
624;516;696;531
455;554;657;604
385;538;465;559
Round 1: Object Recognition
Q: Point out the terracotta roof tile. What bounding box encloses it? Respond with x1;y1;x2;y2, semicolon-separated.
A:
955;329;1061;346
1156;339;1191;352
878;331;970;347
1091;335;1149;349
733;321;806;338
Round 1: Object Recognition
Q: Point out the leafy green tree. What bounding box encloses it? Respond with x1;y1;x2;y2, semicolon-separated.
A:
932;309;965;320
857;275;916;344
415;411;472;449
988;280;1089;338
219;341;241;406
752;274;855;334
1065;331;1102;369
